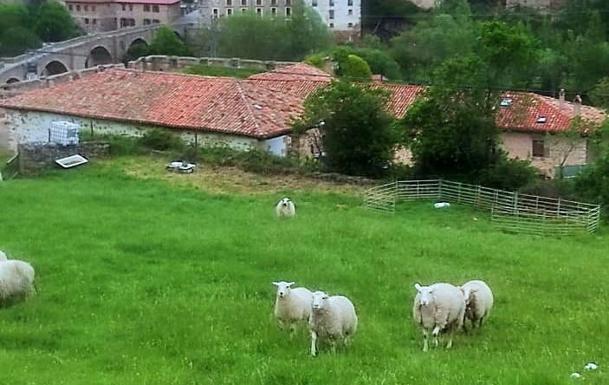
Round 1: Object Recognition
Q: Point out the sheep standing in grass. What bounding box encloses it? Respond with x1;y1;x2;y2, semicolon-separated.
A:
309;291;358;356
460;280;494;330
275;198;296;218
0;259;36;307
413;282;465;352
273;281;313;333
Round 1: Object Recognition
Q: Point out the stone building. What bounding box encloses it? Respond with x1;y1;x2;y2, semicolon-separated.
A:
200;0;361;41
64;0;181;33
505;0;565;10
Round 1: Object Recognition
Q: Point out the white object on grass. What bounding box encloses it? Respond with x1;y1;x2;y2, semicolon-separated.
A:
275;198;296;218
0;259;36;305
272;281;313;332
434;202;451;209
570;372;582;379
585;362;599;371
166;161;196;173
309;291;358;356
55;154;88;169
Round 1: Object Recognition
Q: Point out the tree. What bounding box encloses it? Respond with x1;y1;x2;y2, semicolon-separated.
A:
149;26;191;56
293;80;397;177
33;2;78;42
338;54;372;80
589;77;609;109
122;41;150;64
0;26;41;57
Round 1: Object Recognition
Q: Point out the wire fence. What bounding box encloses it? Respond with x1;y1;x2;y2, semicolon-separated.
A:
363;179;601;236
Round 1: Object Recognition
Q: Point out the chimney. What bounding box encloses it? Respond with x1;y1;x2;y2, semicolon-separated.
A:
559;88;565;109
574;94;582;116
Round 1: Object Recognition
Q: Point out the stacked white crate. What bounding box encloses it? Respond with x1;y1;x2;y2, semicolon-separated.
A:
49;121;80;145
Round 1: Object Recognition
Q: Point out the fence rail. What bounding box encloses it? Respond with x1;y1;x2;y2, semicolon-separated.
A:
363;179;601;236
0;154;19;181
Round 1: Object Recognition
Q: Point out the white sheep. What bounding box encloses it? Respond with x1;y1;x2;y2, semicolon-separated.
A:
413;282;465;352
0;250;7;261
275;198;296;218
272;281;313;332
0;259;36;306
309;291;358;356
460;280;494;330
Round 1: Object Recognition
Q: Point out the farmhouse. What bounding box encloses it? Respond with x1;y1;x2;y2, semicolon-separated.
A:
0;62;605;178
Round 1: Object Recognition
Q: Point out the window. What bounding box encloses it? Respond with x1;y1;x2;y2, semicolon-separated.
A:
76;5;81;11
92;5;96;11
241;7;247;12
227;8;233;15
347;0;352;5
152;19;160;23
144;4;150;11
84;17;89;24
329;9;334;19
285;0;290;5
256;0;262;5
285;6;291;16
329;22;334;28
129;4;133;11
152;5;159;12
271;0;277;5
144;18;151;24
311;0;317;5
348;8;352;15
212;8;219;18
241;0;247;5
329;0;334;6
256;7;262;15
68;4;73;11
121;4;126;10
226;0;232;5
532;138;546;158
84;5;88;11
271;7;276;15
92;18;97;25
348;22;353;27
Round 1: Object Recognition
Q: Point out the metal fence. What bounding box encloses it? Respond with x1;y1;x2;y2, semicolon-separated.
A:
363;179;601;236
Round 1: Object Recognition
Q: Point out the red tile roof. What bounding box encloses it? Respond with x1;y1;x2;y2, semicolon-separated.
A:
249;63;333;82
497;92;606;133
0;69;303;139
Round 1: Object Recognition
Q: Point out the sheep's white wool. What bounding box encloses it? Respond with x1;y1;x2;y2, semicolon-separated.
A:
273;281;313;331
309;291;358;356
460;280;494;330
0;259;35;306
275;198;296;218
413;282;465;352
0;250;7;261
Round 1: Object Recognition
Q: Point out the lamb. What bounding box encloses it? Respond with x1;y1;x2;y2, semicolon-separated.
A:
272;281;313;332
309;291;358;356
275;198;296;218
413;282;465;352
460;280;494;330
0;259;36;307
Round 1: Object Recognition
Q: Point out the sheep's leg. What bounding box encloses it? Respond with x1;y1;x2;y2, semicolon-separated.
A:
422;330;429;352
432;326;440;348
288;323;297;339
446;329;454;349
310;331;318;357
478;316;485;329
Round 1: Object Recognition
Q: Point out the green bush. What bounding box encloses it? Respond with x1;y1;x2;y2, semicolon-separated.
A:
479;156;537;191
138;129;184;152
340;54;372;81
575;152;609;218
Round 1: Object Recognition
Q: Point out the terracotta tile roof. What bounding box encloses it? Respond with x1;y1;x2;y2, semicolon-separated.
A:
249;63;333;82
0;69;303;139
497;92;606;133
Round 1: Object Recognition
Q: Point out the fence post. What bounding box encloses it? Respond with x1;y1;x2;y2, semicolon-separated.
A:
513;192;518;215
557;197;562;218
458;182;462;203
438;179;443;201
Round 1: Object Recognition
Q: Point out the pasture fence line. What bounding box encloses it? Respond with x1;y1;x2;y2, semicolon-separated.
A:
0;153;19;181
363;179;601;236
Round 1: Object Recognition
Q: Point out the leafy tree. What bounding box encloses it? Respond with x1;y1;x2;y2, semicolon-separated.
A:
149;26;191;56
33;2;78;42
122;41;150;64
589;77;609;109
293;80;397;177
339;54;372;80
0;26;41;57
575;151;609;218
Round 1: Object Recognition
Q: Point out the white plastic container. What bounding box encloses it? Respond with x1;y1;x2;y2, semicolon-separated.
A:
50;121;80;145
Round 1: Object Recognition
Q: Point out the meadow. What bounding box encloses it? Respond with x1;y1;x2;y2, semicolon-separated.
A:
0;159;607;385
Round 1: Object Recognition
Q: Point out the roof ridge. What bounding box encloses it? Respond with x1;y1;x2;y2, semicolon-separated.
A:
236;80;262;135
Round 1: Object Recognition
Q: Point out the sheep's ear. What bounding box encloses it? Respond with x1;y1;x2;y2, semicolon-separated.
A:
286;282;295;287
272;281;280;286
414;283;422;292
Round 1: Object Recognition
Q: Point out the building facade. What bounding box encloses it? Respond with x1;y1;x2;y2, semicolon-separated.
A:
505;0;565;10
65;0;181;33
200;0;360;41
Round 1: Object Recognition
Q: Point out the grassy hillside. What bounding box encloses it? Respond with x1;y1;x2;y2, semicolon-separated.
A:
0;162;607;385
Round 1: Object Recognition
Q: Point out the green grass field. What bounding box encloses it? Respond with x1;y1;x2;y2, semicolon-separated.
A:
0;161;607;385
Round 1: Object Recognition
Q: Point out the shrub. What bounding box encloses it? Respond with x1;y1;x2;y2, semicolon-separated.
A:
574;152;609;217
138;129;184;152
480;156;537;191
339;54;372;80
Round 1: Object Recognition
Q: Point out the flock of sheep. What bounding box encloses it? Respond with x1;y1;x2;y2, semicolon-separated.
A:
272;278;493;355
0;250;36;307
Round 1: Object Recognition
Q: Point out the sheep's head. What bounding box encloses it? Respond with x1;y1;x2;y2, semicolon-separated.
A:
279;198;292;208
460;286;473;306
415;283;433;306
272;281;294;298
312;291;329;311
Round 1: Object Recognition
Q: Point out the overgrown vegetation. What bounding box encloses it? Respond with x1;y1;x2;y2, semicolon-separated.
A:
183;65;263;79
122;26;191;62
0;1;79;56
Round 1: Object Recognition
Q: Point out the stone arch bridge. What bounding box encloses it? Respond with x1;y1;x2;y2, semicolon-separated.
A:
0;25;186;84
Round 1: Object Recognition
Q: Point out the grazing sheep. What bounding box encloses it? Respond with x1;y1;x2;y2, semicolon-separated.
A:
460;280;494;330
413;282;465;352
0;250;7;261
273;281;313;332
309;291;358;356
275;198;296;218
0;259;35;307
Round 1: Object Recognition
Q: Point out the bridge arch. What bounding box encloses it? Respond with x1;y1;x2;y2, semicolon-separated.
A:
6;78;20;84
124;38;150;63
41;60;69;77
86;46;113;68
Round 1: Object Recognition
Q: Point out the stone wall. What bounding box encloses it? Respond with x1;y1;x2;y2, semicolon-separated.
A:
18;142;110;175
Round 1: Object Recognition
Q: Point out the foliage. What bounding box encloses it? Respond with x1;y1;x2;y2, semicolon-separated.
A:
200;2;333;61
149;26;191;56
293;80;396;177
0;26;41;57
339;54;372;80
32;2;78;42
589;77;609;109
575;151;609;218
1;165;609;384
479;155;537;191
309;45;402;80
122;41;150;64
183;65;263;79
138;128;185;152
